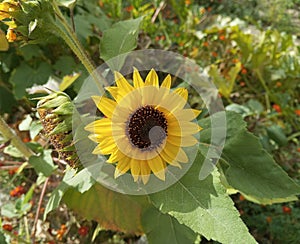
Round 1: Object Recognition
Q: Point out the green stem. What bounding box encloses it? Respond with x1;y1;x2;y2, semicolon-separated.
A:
23;216;30;242
287;131;300;141
51;2;96;75
50;2;105;91
255;69;271;111
0;116;33;159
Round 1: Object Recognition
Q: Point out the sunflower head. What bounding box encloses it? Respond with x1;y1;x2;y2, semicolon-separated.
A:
85;68;201;184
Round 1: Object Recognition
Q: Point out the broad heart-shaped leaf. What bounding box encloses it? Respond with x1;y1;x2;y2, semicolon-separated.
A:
142;207;197;244
199;111;300;200
99;17;143;70
150;152;256;243
10;62;52;99
63;183;149;235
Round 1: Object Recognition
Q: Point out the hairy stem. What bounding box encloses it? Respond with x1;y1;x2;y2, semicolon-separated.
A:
51;2;104;91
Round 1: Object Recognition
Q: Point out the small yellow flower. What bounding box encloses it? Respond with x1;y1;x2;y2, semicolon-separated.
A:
0;0;18;21
85;69;201;184
6;28;16;42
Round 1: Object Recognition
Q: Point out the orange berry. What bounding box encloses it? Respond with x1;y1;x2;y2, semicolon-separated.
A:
125;5;134;12
175;33;180;37
22;137;30;143
282;206;292;214
10;186;25;197
219;35;226;41
266;216;272;223
275;81;282;87
241;68;247;74
207;7;212;12
272;104;281;113
8;168;18;176
239;195;245;201
211;51;218;57
295;109;300;116
203;41;209;47
185;0;191;5
240;81;246;87
232;58;239;63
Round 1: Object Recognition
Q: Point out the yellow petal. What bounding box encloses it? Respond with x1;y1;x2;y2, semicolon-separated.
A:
145;69;159;87
159;92;186;112
173;87;188;101
105;87;120;102
131;160;141;182
88;133;111;143
114;71;133;95
140;161;151;184
172;108;201;121
99;137;115;149
92;141;117;155
133;67;144;88
107;149;125;163
141;86;159;106
162;143;180;161
159;149;182;168
84;118;111;132
114;157;131;178
148;156;166;181
176;148;189;163
92;96;117;118
167;135;198;147
168;121;200;136
161;74;171;89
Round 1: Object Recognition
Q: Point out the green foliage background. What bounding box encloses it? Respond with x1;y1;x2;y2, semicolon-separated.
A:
0;0;300;243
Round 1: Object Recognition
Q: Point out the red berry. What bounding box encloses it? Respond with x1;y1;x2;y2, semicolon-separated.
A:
2;224;13;232
282;206;292;214
78;226;89;237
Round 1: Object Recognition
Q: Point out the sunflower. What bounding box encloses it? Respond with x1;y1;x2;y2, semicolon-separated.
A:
85;68;201;184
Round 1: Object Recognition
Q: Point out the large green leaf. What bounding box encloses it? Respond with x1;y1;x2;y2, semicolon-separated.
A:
63;183;149;234
43;167;95;219
150;153;256;243
142;208;197;244
99;17;143;69
28;149;57;177
10;62;52;99
0;86;16;114
199;111;300;199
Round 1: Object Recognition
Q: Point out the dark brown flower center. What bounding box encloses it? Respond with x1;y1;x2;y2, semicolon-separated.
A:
127;105;167;150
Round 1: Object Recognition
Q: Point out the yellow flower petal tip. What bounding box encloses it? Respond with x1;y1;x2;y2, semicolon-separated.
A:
86;69;200;184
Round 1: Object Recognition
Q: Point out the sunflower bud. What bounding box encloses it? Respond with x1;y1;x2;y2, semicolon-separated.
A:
37;92;78;167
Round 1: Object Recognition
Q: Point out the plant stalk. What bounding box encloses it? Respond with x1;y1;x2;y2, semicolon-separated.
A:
0;116;33;159
51;2;104;91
